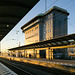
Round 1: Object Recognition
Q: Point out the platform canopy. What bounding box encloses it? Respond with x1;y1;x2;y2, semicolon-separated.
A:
0;0;39;41
8;33;75;51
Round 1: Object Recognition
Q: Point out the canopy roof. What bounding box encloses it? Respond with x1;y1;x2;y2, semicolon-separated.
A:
8;33;75;51
0;0;39;41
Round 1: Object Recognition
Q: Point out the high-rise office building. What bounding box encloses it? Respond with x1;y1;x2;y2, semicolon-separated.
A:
21;6;69;59
21;6;69;44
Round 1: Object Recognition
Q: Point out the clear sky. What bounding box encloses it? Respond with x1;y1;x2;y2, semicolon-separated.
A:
1;0;75;53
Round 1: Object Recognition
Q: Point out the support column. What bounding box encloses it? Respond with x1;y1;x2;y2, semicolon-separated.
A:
16;50;18;57
0;41;1;55
24;50;25;58
18;50;19;57
51;49;53;60
50;49;53;60
35;50;37;58
46;48;49;59
48;47;53;60
25;51;27;58
10;51;12;56
19;51;22;58
11;51;13;56
37;49;39;58
33;46;35;58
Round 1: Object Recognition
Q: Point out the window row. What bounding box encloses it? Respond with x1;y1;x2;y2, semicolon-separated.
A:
44;37;52;40
26;33;38;39
28;40;38;43
47;13;52;19
46;20;52;26
44;29;52;34
26;26;38;34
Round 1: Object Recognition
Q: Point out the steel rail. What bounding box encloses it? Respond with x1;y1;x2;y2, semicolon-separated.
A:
0;58;33;75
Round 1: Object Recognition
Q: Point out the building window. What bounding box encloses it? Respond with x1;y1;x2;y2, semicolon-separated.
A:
46;23;48;26
35;40;38;42
50;37;52;39
44;31;46;34
44;38;45;40
48;22;50;25
48;14;52;19
50;29;52;32
35;26;38;29
46;31;47;33
48;30;49;33
50;21;51;24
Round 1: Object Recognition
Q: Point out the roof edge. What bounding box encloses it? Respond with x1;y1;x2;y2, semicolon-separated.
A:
21;6;69;30
45;6;69;15
21;13;44;30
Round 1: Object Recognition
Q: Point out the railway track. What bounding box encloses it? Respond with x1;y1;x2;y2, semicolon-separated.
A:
0;58;54;75
0;58;74;75
0;58;33;75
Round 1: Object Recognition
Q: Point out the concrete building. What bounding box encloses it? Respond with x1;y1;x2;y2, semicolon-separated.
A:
21;6;69;59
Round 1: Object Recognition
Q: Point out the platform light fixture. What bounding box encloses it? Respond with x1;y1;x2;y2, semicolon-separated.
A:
7;25;9;27
0;35;2;37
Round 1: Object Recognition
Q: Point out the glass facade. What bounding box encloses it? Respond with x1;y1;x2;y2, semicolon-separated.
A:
22;6;69;59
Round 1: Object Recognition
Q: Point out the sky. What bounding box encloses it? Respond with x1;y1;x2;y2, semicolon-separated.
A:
1;0;75;53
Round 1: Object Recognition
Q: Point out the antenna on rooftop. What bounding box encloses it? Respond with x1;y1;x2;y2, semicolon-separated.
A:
45;0;47;12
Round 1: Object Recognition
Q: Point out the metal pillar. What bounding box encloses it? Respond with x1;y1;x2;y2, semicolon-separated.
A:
48;47;53;60
24;50;25;58
0;41;1;55
45;0;47;12
26;51;27;58
51;49;53;60
33;46;36;58
48;47;50;60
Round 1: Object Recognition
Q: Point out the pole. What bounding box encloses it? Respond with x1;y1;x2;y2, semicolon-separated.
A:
45;0;47;12
0;41;1;55
24;50;25;58
34;46;35;58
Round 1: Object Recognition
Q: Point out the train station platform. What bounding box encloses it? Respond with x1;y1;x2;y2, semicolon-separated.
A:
0;55;75;73
0;62;17;75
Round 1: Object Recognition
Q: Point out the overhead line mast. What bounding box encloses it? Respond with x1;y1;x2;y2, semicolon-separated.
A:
45;0;47;12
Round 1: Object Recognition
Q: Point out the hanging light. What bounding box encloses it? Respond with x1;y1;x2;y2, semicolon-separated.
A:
7;25;9;27
0;35;2;36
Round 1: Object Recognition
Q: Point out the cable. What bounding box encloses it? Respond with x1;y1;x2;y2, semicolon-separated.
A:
69;20;75;28
47;0;59;10
60;0;72;7
39;0;59;13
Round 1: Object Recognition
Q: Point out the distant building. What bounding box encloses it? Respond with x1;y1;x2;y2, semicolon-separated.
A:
21;6;69;59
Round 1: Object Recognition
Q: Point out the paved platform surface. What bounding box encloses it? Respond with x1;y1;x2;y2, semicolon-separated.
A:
0;55;75;73
0;62;17;75
1;55;75;66
26;58;75;67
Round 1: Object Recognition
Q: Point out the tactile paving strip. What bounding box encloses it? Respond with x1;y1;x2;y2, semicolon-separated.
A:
0;62;17;75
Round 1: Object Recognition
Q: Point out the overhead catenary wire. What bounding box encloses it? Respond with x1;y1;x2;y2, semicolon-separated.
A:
40;0;59;13
3;0;75;50
43;0;75;29
47;0;59;10
45;0;47;12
